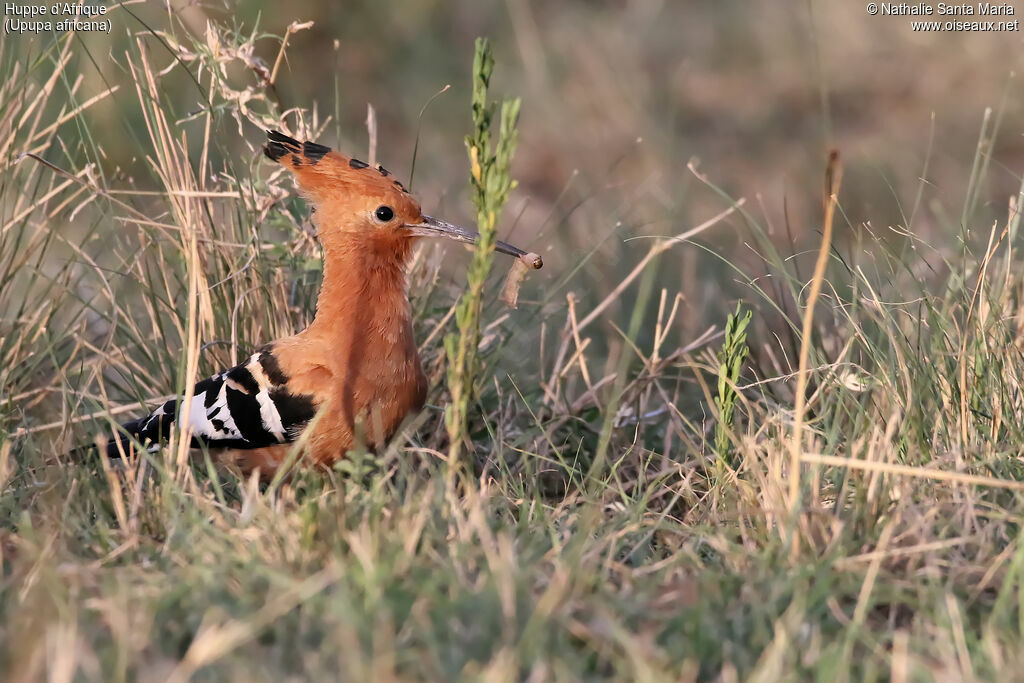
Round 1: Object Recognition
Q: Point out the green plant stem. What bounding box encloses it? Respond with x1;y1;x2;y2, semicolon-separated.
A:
444;37;521;471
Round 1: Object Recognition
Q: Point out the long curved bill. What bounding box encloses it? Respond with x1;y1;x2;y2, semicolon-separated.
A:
404;215;543;269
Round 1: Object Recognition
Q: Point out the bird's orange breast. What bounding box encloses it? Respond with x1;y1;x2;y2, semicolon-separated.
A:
220;252;426;475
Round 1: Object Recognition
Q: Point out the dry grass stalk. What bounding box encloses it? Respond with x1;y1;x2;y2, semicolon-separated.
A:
788;151;842;530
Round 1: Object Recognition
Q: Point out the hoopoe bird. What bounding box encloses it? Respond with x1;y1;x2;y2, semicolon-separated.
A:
92;130;540;476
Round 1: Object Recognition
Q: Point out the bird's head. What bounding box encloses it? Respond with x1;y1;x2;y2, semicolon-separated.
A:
264;130;541;269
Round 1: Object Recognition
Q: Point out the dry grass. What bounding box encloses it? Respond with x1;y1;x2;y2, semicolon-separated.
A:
2;5;1024;681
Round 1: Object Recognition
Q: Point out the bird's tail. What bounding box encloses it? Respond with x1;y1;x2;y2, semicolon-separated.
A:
68;400;179;464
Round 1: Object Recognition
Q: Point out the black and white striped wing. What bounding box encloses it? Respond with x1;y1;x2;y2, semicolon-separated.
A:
108;348;316;455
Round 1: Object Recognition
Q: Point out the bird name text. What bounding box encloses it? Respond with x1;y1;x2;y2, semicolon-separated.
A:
3;2;110;33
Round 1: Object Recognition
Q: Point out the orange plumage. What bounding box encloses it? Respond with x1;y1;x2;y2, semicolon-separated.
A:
92;130;540;477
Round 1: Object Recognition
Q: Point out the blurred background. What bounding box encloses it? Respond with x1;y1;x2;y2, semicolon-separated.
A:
64;0;1024;337
4;0;1024;427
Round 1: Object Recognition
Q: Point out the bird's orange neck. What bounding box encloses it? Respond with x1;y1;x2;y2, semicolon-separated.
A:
304;231;414;346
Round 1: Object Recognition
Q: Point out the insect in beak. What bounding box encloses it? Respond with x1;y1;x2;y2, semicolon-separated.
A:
404;215;543;269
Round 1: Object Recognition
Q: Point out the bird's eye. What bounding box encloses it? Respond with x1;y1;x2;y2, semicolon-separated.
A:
374;205;395;222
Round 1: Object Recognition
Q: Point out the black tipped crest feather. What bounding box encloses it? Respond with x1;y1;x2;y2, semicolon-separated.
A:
264;130;331;166
264;129;299;162
303;140;330;164
263;142;289;162
262;131;410;196
267;129;300;147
